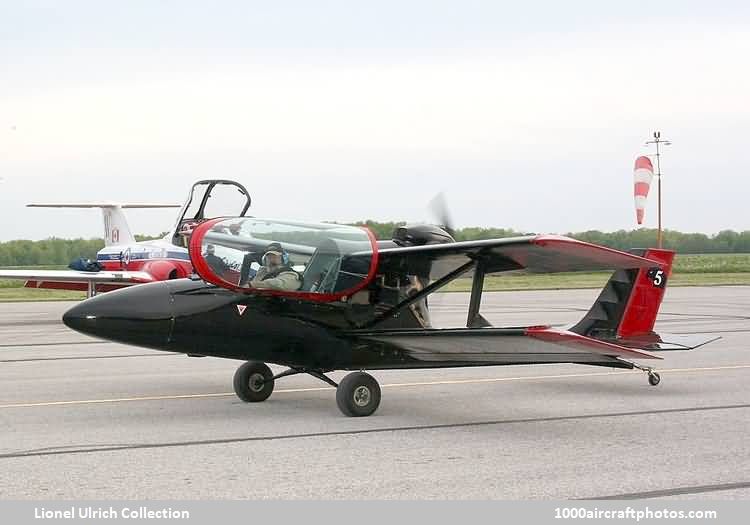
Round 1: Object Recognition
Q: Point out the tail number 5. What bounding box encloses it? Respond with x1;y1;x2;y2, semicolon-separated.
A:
648;268;666;288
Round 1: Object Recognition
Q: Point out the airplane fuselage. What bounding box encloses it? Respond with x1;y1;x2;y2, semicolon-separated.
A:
63;278;631;371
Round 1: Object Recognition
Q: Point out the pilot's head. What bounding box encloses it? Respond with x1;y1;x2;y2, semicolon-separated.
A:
206;244;216;256
262;242;287;269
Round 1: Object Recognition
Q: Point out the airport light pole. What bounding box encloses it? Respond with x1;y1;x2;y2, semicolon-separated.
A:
645;131;671;248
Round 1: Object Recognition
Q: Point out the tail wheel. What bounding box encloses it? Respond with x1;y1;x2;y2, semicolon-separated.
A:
233;361;274;402
336;372;381;417
648;372;661;386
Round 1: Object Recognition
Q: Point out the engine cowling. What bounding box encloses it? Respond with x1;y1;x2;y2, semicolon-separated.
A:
391;224;455;246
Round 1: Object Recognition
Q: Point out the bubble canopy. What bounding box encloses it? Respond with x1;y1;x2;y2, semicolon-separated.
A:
189;218;378;300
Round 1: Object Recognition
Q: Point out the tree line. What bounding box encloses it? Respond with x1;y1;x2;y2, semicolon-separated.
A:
1;226;749;267
354;221;750;253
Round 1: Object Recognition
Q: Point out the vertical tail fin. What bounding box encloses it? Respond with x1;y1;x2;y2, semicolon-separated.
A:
100;206;135;246
27;203;180;247
571;248;675;339
616;249;674;338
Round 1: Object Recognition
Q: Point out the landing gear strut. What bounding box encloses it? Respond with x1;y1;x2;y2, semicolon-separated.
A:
231;362;382;416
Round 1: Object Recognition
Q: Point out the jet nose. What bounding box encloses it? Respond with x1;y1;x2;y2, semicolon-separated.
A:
63;282;174;349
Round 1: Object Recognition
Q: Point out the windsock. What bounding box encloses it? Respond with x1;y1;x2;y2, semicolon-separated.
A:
633;156;654;225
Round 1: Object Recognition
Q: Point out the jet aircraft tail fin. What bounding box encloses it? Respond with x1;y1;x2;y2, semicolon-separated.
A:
27;203;180;247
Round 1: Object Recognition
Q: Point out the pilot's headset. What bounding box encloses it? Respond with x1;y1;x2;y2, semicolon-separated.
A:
262;242;290;266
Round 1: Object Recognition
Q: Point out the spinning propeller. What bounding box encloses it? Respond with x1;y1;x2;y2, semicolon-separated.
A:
391;193;457;246
427;192;456;238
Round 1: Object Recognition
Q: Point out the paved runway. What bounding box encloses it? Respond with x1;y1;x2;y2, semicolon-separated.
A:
0;286;748;499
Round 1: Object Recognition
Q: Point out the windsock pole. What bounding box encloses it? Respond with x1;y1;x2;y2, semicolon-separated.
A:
657;137;662;248
645;131;671;248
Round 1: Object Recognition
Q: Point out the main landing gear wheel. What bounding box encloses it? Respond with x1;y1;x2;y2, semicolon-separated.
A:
648;371;661;386
233;361;274;402
336;372;381;417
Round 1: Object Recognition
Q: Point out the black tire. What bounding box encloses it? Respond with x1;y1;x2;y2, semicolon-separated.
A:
336;372;381;417
648;372;661;386
233;361;274;402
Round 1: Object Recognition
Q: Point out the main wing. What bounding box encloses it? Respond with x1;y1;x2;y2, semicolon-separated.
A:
0;269;156;296
370;235;660;288
372;234;659;278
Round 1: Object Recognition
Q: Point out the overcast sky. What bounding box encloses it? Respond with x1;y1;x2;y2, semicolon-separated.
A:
1;0;748;241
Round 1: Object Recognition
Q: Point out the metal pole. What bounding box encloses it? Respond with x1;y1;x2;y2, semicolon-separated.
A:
645;131;671;249
655;136;662;248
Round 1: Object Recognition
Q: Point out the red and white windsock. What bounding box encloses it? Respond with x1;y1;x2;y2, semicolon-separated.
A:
633;156;654;225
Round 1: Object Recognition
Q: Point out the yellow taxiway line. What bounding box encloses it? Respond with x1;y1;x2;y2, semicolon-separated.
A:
1;364;750;410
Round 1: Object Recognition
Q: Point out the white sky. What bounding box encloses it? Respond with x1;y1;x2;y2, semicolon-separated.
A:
1;1;749;241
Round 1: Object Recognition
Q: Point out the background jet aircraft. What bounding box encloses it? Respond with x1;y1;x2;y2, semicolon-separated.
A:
62;216;719;417
0;180;251;296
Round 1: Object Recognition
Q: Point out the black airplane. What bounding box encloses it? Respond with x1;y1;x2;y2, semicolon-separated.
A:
63;216;718;416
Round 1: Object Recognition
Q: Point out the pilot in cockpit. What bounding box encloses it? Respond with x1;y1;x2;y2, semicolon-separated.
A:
204;244;230;275
245;243;302;292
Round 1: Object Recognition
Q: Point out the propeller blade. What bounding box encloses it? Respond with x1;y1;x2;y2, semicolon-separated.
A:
428;192;455;237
